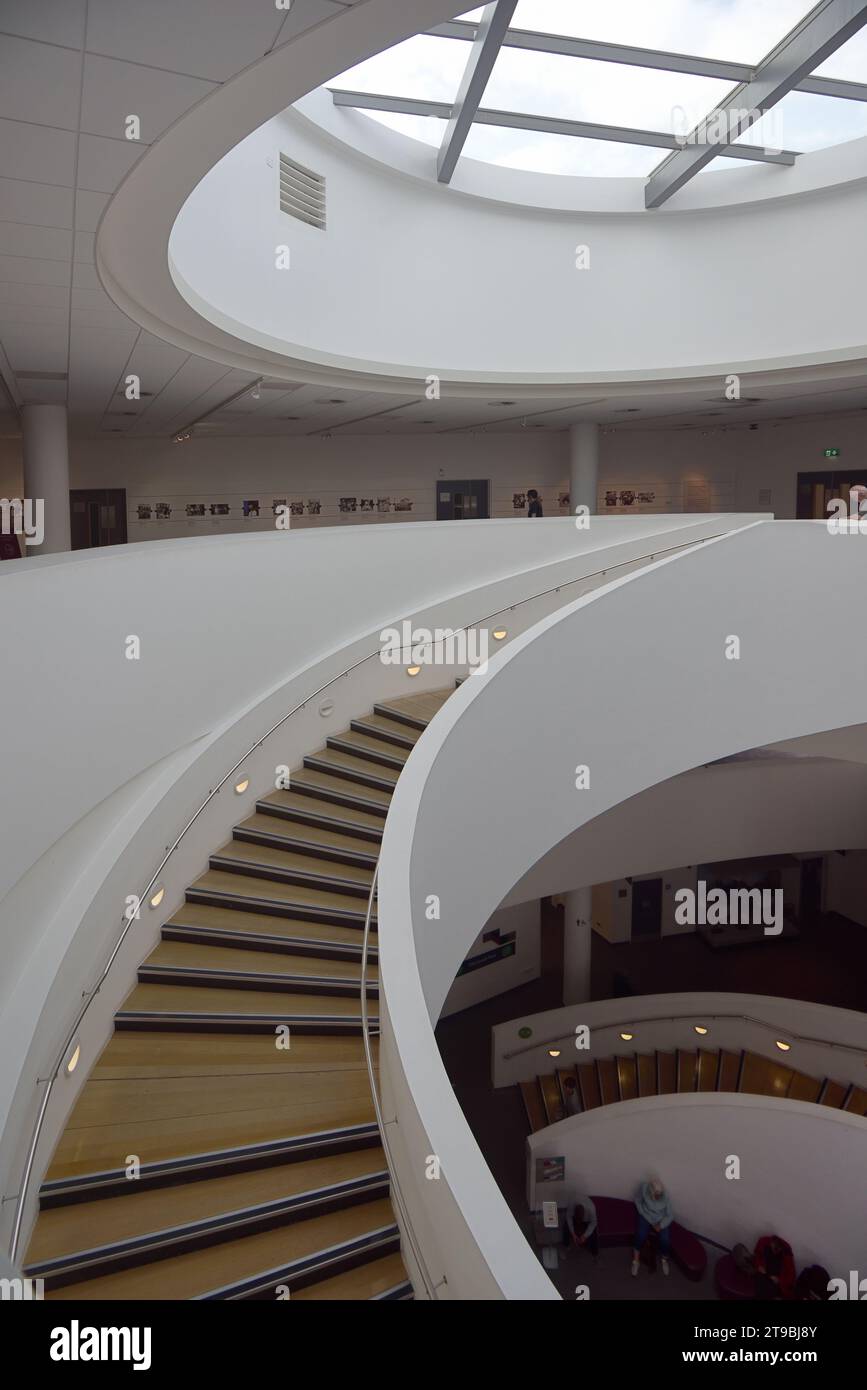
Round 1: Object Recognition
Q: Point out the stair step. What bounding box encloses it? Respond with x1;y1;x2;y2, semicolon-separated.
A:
291;1252;411;1300
116;981;376;1034
373;690;451;729
187;870;373;930
288;768;391;815
43;1198;400;1301
304;750;399;793
165;905;375;961
234;814;379;868
256;790;384;840
350;715;421;750
43;1071;379;1188
91;1029;377;1081
326;733;409;770
209;839;372;898
27;1148;389;1288
141;941;376;997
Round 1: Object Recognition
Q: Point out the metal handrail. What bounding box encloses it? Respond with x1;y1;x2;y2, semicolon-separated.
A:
502;1010;867;1063
7;526;725;1264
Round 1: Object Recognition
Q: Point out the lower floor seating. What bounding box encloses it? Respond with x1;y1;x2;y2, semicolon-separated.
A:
590;1195;707;1281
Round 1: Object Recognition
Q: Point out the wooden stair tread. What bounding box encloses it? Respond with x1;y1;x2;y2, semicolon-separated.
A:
376;691;450;721
352;714;422;745
44;1197;397;1301
331;730;410;762
212;839;373;885
259;789;386;830
288;769;393;806
190;870;373;915
27;1147;387;1268
238;814;378;857
167;904;373;948
143;940;377;983
120;982;374;1018
92;1030;376;1080
307;748;400;785
45;1079;376;1181
290;1252;408;1300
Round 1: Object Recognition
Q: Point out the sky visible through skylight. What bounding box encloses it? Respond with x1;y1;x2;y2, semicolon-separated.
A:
332;0;867;178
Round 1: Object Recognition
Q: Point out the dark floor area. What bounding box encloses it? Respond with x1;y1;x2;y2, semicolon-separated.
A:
435;902;867;1300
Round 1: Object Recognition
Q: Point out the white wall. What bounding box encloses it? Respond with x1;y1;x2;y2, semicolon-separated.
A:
826;849;867;929
526;1095;867;1275
440;900;540;1020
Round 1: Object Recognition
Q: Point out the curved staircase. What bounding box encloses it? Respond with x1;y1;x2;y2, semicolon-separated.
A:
520;1048;867;1133
23;689;452;1300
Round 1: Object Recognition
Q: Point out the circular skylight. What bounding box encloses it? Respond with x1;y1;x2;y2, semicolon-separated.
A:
330;1;867;185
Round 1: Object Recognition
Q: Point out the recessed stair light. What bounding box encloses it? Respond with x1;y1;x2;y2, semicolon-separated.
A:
694;1025;708;1036
406;665;421;677
235;778;250;794
492;629;507;641
548;1048;561;1058
149;887;165;909
65;1040;81;1076
620;1031;634;1041
775;1039;792;1052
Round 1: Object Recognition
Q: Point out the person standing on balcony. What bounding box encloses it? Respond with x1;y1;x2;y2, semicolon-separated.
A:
527;488;543;517
632;1177;674;1277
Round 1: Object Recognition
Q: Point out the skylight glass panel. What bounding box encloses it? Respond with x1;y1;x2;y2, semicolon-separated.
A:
481;48;736;135
358;112;447;148
812;27;867;80
334;34;467;103
461;123;662;177
498;0;814;66
734;90;867;151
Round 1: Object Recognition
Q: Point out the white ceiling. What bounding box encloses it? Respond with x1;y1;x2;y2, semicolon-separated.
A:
2;0;867;443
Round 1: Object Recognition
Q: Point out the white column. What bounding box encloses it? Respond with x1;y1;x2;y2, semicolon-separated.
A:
562;887;592;1004
569;422;599;515
22;403;70;554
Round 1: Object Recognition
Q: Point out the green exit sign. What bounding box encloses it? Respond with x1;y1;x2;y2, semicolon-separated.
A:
824;448;841;458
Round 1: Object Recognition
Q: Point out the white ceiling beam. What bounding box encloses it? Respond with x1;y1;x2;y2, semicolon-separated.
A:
429;17;867;102
330;90;797;164
437;0;518;184
645;0;867;208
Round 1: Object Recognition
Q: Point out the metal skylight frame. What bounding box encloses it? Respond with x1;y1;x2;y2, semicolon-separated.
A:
328;0;867;204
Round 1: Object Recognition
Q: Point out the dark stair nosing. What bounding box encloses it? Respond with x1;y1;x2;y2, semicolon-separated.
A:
255;798;383;842
195;1223;401;1300
232;824;378;870
325;737;407;771
162;921;376;964
373;702;429;732
114;1010;374;1036
208;853;371;900
27;1171;391;1289
350;718;416;751
303;755;397;794
137;964;378;999
287;779;390;820
38;1123;382;1207
185;885;372;930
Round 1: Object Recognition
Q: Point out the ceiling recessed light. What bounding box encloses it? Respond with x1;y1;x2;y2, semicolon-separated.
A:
235;778;250;794
149;887;165;910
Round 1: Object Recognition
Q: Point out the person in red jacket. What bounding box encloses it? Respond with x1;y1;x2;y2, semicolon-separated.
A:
753;1235;796;1298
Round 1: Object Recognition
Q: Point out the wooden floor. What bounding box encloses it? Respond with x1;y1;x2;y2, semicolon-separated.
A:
24;687;454;1300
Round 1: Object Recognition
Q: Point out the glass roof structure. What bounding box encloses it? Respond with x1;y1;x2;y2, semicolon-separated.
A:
328;1;867;199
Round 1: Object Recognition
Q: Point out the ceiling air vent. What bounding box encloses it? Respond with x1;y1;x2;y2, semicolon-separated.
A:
279;153;326;230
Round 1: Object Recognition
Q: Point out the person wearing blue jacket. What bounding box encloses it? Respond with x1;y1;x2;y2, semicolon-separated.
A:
632;1177;673;1277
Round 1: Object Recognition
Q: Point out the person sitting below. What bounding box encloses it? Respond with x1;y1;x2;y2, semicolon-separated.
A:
527;488;543;517
562;1075;581;1116
569;1195;598;1260
753;1234;796;1299
632;1177;674;1277
794;1264;830;1301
